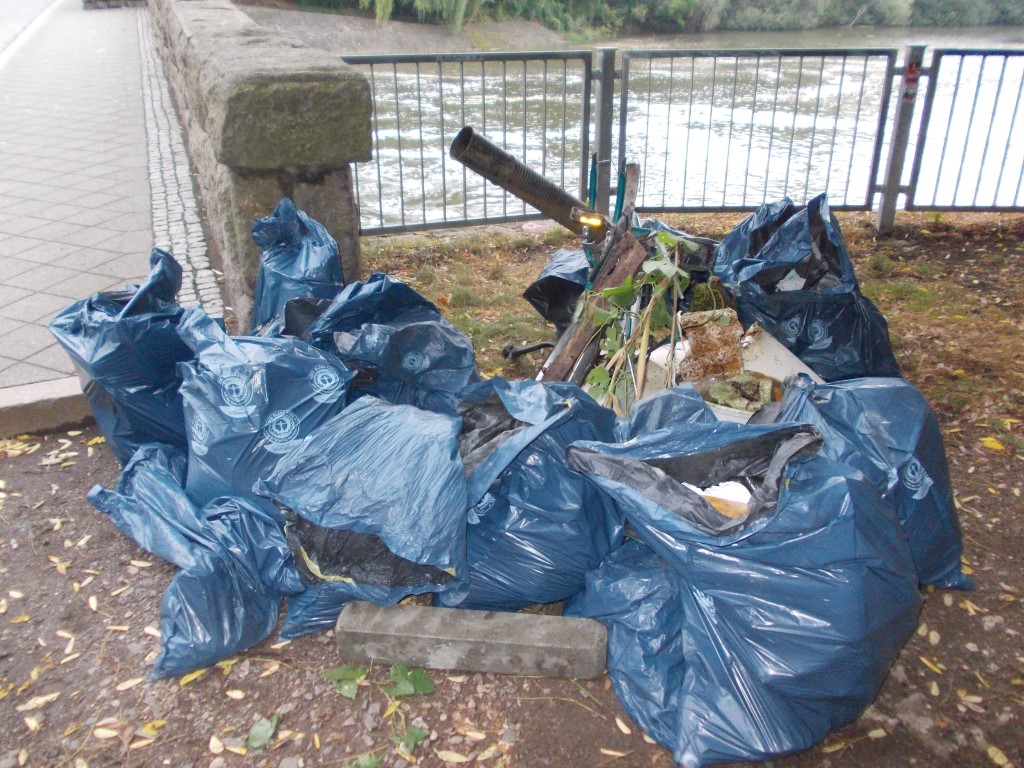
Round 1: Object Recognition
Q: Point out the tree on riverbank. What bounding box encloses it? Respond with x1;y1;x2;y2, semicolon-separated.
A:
299;0;1024;31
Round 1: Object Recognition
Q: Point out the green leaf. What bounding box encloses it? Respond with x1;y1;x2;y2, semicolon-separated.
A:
392;724;429;752
384;665;434;698
600;276;638;310
650;296;673;329
246;714;280;751
342;756;383;768
323;664;367;699
590;305;619;327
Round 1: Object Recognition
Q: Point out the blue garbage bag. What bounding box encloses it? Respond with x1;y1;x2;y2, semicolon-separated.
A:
616;385;717;442
436;378;622;611
523;247;590;335
87;444;304;679
49;249;191;465
773;374;971;589
334;317;479;416
176;307;354;516
713;194;900;381
303;272;440;351
255;396;468;608
250;198;345;334
280;583;356;639
566;420;921;767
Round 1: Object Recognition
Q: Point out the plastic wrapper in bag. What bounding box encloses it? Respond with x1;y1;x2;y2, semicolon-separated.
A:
49;249;192;465
773;374;971;589
566;420;921;767
334;317;479;415
250;198;345;334
523;247;590;336
87;444;303;678
436;378;622;611
255;396;468;610
713;194;900;381
176;307;354;516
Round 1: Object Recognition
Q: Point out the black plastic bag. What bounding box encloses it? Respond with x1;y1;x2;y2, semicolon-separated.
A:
714;194;900;381
250;198;346;334
523;247;590;336
436;378;622;611
88;444;303;679
255;396;468;608
566;420;921;767
773;374;972;589
49;249;192;465
176;307;354;517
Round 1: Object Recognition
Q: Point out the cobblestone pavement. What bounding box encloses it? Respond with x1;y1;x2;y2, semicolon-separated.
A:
0;0;219;393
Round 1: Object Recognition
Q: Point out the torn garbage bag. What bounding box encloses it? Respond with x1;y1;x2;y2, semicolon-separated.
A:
49;249;192;465
334;316;479;416
436;378;622;611
255;396;468;608
176;307;354;517
523;247;589;336
773;374;971;589
250;198;345;334
566;421;921;767
87;444;303;679
713;193;900;381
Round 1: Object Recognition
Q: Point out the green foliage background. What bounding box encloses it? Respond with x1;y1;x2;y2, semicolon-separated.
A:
298;0;1024;32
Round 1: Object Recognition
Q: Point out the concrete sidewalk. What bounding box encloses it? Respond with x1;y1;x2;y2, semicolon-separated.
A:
0;0;218;436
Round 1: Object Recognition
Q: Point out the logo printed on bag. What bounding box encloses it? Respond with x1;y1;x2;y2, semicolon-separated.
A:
191;413;210;456
806;319;833;351
901;457;934;501
220;373;257;417
781;316;802;342
263;409;301;454
401;350;428;374
693;587;717;625
309;364;344;404
468;492;497;525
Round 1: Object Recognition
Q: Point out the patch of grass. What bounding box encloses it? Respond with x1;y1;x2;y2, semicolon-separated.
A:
864;252;896;278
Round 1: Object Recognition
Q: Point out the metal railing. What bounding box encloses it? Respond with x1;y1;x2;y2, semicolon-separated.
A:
345;45;1024;236
343;51;592;235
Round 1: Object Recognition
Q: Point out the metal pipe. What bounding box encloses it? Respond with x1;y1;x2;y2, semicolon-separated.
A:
450;126;593;236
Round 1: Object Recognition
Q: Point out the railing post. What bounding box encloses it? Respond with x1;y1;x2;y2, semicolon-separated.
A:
875;45;926;233
593;48;616;215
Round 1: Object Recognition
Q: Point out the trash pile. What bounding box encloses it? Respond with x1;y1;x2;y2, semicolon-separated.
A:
50;191;972;767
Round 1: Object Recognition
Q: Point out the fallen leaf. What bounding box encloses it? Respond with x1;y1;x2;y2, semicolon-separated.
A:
179;668;208;687
87;436;105;446
476;745;502;761
821;740;848;754
24;717;41;733
93;727;120;740
980;437;1006;451
614;716;631;735
868;728;887;739
463;730;487;741
9;590;24;599
128;739;154;750
140;720;166;738
929;630;940;645
436;750;471;763
988;745;1010;766
110;586;129;597
209;735;224;754
920;656;944;675
259;661;280;678
599;748;630;757
641;733;656;745
61;653;81;665
226;690;245;700
270;640;291;650
129;560;152;569
447;675;468;683
143;625;161;638
16;692;60;711
11;614;29;624
247;715;280;751
116;678;144;692
225;744;247;756
87;596;98;612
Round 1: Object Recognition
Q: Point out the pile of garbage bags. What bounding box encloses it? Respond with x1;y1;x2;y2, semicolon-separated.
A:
51;198;971;767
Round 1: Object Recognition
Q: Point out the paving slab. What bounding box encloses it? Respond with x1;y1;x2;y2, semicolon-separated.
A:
335;600;608;679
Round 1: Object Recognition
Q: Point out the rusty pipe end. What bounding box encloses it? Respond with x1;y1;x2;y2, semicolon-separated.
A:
450;126;476;160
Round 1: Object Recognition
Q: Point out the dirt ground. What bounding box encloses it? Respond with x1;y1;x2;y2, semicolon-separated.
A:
1;211;1023;768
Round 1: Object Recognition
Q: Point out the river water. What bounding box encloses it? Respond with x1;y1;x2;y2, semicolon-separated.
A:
343;23;1024;230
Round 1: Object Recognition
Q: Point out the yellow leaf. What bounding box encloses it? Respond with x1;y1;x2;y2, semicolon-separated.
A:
476;745;502;761
61;653;81;665
215;657;240;675
930;680;940;696
179;668;208;687
17;750;28;768
106;625;129;632
980;437;1006;451
140;720;166;738
463;730;486;741
928;630;940;645
641;733;657;745
436;750;471;763
599;748;630;757
225;745;247;756
128;739;154;750
225;689;245;700
93;727;121;740
143;625;161;638
110;586;129;597
87;436;106;446
868;728;887;739
11;614;30;624
821;741;848;754
920;656;943;675
87;596;98;612
9;590;24;599
24;717;41;733
209;735;224;754
0;598;7;614
259;660;280;678
129;560;152;569
16;692;60;711
270;640;291;650
447;675;468;683
383;699;402;719
116;678;144;692
988;745;1010;766
0;682;14;700
614;716;631;735
313;733;321;750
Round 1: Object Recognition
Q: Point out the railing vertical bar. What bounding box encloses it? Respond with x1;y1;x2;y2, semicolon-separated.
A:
993;65;1024;205
415;62;428;224
616;54;630;191
459;61;469;219
722;57;739;206
765;56;784;201
560;60;568;190
541;60;549;176
951;55;985;205
437;61;447;223
865;51;895;208
804;56;826;202
662;56;676;208
783;56;805;199
501;60;508;217
392;62;407;226
742;55;761;206
481;60;488;218
370;64;385;228
522;59;528;215
681;57;696;207
972;55;1006;206
580;56;592;203
906;50;940;210
933;55;967;206
702;57;718;206
642;59;656;204
824;55;848;202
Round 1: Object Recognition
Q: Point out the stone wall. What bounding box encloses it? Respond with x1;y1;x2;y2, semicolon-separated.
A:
148;0;371;328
